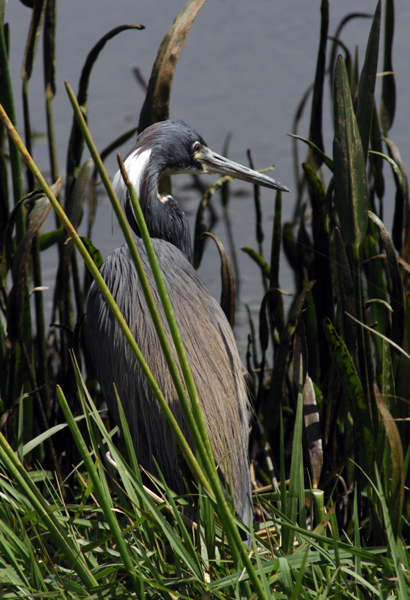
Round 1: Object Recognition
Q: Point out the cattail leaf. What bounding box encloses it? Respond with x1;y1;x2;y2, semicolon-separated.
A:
7;179;62;341
64;158;92;231
368;211;405;349
328;12;372;106
270;191;284;332
80;236;103;270
138;0;205;196
288;134;333;171
384;138;409;199
270;190;281;289
384;139;409;254
38;226;64;251
65;24;144;198
21;0;47;82
303;162;333;374
362;234;389;360
352;46;359;104
323;317;374;481
369;100;385;201
332;227;356;356
138;0;205;133
291;82;313;201
0;197;25;279
308;0;328;169
43;0;56;98
193;175;228;269
282;222;299;272
247;149;263;245
369;149;405;253
258;291;271;353
395;294;410;424
381;339;395;414
356;1;381;162
201;232;235;329
241;247;270;279
374;385;403;539
380;0;396;134
333;55;368;247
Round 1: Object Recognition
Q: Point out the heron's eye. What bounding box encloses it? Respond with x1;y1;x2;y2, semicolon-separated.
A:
192;141;201;154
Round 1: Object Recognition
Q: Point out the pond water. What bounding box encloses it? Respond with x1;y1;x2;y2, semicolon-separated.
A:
5;0;410;357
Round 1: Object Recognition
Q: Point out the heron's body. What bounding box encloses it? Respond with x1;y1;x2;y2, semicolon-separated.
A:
87;120;289;534
87;240;252;524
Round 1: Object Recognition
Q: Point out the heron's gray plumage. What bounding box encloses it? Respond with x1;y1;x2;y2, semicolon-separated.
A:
87;119;289;537
87;240;252;526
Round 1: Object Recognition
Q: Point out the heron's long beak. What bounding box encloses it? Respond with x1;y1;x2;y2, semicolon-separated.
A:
195;146;290;193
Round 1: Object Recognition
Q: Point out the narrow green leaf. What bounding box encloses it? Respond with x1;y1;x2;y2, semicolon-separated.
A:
7;179;62;341
303;162;333;375
374;469;409;599
80;236;103;270
288;134;333;171
241;247;270;278
65;24;144;198
356;1;381;161
193;175;228;269
138;0;205;196
43;0;56;99
362;233;389;360
384;139;409;255
332;227;356;355
328;12;372;109
138;0;205;133
270;190;284;332
368;210;405;349
380;0;396;133
323;317;374;480
38;225;64;250
333;55;368;247
308;0;328;169
369;99;385;201
267;281;315;425
21;0;47;81
202;232;235;328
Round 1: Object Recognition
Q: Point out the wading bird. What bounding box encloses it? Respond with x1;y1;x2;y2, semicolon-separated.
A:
87;120;289;535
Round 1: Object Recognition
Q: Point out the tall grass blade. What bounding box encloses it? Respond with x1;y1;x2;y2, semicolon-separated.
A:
56;385;140;593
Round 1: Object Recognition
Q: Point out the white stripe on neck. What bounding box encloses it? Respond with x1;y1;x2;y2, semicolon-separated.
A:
112;148;152;204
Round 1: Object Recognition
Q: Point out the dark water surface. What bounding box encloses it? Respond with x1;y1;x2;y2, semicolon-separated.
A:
5;0;410;356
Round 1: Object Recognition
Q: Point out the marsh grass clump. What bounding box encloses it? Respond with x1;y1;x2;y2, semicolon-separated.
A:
0;1;409;598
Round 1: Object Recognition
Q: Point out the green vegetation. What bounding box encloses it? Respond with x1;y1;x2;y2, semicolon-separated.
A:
0;0;409;597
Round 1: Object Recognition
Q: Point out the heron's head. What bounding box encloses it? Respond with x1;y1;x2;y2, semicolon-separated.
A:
134;119;290;193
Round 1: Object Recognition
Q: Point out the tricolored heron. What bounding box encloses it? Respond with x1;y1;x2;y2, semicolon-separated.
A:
87;120;289;535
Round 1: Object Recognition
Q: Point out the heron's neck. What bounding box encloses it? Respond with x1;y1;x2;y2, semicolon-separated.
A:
113;147;193;263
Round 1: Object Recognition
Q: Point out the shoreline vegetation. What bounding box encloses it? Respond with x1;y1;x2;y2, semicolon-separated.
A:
0;1;409;597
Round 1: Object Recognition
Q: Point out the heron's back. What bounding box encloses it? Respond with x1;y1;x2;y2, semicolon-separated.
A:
87;239;252;527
